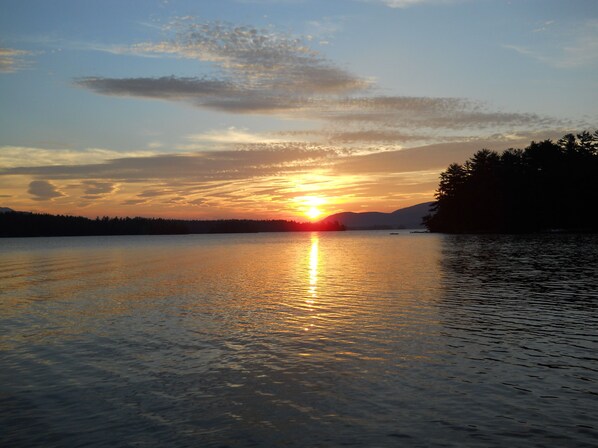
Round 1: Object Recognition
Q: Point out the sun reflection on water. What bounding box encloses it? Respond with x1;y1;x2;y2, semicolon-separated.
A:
308;234;318;298
304;234;319;331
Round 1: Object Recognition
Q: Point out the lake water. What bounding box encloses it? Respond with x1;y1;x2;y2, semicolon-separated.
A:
1;231;597;447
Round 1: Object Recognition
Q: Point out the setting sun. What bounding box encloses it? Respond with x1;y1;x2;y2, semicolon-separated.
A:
306;206;322;220
295;196;327;221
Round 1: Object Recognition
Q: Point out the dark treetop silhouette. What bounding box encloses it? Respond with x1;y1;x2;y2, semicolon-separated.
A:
424;131;598;233
0;214;345;237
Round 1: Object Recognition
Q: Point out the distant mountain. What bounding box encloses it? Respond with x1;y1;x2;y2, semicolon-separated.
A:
321;202;434;230
0;207;14;214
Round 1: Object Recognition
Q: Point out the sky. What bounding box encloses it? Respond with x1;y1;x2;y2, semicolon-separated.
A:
1;0;597;220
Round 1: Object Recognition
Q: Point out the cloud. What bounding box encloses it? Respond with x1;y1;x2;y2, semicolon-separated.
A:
28;180;64;201
328;129;422;143
332;132;572;176
77;75;560;131
505;19;598;68
75;74;304;114
0;47;33;73
74;18;567;138
532;20;555;33
0;146;157;168
305;17;344;42
233;0;305;3
81;181;118;199
76;75;321;114
137;189;173;198
4;130;574;218
182;127;287;147
372;0;464;8
75;20;369;114
2;145;340;181
5;132;558;187
76;76;235;100
317;96;561;131
108;20;367;95
121;199;147;206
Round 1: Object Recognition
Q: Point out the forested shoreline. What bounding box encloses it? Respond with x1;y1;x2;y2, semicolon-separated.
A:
0;212;345;237
424;131;598;233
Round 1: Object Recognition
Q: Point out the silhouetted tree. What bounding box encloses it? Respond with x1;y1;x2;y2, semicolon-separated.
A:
424;131;598;233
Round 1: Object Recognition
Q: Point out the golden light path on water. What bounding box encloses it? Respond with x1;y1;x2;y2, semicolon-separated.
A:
305;234;319;331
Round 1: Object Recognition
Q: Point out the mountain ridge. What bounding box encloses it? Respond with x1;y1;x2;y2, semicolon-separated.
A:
321;201;434;230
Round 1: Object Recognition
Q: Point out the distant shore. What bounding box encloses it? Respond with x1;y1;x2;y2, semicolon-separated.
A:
0;211;345;238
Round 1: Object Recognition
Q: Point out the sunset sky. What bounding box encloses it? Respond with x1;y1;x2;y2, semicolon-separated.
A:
1;0;597;220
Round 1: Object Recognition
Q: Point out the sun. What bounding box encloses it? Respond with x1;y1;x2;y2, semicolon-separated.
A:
306;206;322;220
295;196;327;221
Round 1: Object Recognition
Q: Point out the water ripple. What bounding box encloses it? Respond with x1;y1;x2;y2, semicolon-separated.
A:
1;232;596;447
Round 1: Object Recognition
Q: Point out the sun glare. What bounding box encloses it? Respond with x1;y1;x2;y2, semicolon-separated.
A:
306;206;322;220
295;196;327;221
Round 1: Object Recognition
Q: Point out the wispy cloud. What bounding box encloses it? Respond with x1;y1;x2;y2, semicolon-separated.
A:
505;19;598;68
532;20;555;33
316;96;559;130
3;133;556;187
1;144;342;216
0;47;33;73
76;79;559;134
75;20;369;115
233;0;306;3
304;17;344;44
96;20;367;94
69;18;562;150
0;146;157;168
74;18;566;142
182;127;287;147
370;0;464;8
1;145;339;181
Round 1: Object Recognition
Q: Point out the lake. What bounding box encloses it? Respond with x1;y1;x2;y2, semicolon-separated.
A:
1;231;597;447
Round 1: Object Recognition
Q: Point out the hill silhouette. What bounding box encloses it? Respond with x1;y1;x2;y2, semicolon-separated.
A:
321;202;433;230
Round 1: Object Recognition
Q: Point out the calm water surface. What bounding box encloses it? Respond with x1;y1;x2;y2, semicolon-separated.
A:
1;231;597;447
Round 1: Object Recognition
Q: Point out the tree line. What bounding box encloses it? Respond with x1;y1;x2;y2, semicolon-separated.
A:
0;213;345;237
424;131;598;233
